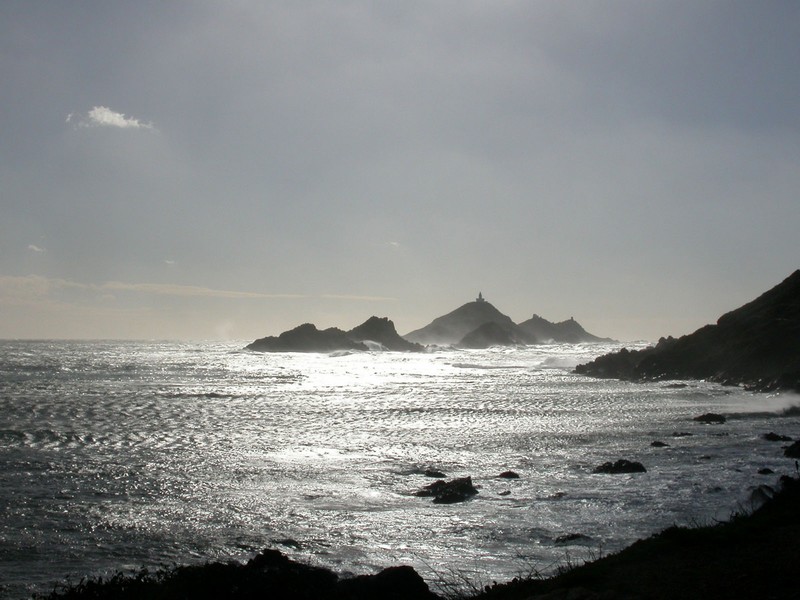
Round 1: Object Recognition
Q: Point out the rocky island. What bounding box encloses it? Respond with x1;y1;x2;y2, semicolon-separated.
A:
575;270;800;392
404;293;610;348
246;316;422;353
247;293;610;352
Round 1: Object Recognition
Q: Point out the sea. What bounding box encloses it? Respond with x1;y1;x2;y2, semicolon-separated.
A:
1;340;799;598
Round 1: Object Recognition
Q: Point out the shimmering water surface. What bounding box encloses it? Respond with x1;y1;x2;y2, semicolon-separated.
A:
1;340;799;598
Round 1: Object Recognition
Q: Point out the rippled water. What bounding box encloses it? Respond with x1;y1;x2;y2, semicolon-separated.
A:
1;340;799;598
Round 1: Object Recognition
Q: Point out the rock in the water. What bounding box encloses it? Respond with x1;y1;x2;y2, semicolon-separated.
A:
784;441;800;458
593;459;647;474
763;432;793;442
758;468;775;475
498;470;520;479
555;533;592;544
416;476;478;504
694;413;726;424
424;469;446;478
651;441;670;447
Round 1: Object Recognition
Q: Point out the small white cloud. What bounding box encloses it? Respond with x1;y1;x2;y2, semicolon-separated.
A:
164;259;177;266
68;106;155;130
27;244;46;253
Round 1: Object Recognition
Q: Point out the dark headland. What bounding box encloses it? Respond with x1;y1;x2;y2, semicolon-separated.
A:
575;269;800;392
247;293;611;352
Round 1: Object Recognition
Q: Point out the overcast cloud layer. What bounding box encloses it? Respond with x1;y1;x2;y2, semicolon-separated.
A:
2;1;799;341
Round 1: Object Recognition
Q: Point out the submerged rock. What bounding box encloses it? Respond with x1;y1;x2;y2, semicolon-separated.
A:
651;441;670;447
694;413;726;424
763;432;793;442
424;469;447;478
555;533;592;544
416;476;478;504
498;470;520;479
593;459;647;474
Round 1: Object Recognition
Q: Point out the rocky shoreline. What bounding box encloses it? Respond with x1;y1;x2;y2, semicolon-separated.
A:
575;270;800;392
38;469;800;600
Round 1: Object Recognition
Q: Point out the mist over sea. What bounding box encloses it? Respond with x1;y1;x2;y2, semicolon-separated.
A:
1;340;798;599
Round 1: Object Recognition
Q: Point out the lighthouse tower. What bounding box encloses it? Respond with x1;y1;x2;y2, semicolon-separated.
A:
476;292;486;303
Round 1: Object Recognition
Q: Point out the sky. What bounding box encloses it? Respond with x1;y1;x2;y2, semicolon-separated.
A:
1;1;799;342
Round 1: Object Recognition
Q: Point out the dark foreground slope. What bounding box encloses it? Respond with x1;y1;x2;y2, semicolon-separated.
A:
475;475;800;600
576;270;800;391
38;476;800;600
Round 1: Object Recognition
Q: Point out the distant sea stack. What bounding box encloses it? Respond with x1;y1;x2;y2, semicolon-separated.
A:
247;316;423;353
517;314;613;344
403;292;609;347
575;270;800;392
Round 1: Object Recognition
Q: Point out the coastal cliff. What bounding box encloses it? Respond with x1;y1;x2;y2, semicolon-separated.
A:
575;270;800;391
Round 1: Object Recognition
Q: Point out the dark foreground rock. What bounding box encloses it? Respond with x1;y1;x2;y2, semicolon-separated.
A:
574;270;800;392
592;459;647;474
38;549;439;600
